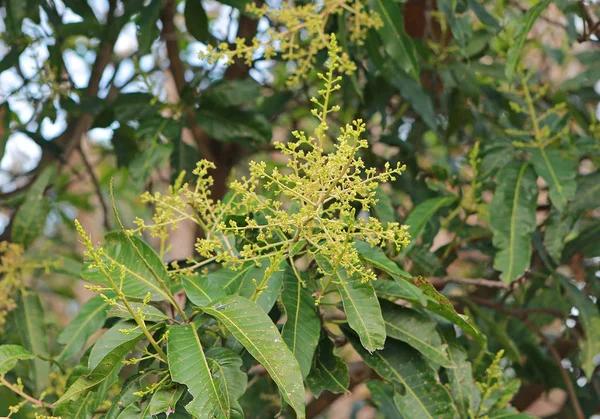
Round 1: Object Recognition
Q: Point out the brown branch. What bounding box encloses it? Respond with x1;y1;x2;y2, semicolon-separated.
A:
77;144;111;232
429;276;508;289
467;296;584;419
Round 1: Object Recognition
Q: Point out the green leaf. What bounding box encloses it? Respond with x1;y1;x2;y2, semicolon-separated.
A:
149;385;185;415
56;325;143;405
355;241;427;306
89;320;156;370
211;264;254;296
543;209;574;263
106;373;152;418
530;148;577;212
237;259;284;313
14;292;49;396
373;0;419;79
202;80;262;107
439;327;473;418
505;0;551;81
380;300;453;368
306;337;349;397
488;407;537;418
347;332;457;418
202;296;305;418
196;108;271;145
373;186;396;224
205;347;248;405
555;274;600;379
0;345;35;374
107;302;169;323
366;380;403;418
136;0;162;54
12;164;57;248
185;0;210;42
571;171;600;212
57;295;110;363
404;196;456;251
167;323;229;418
317;256;386;352
129;142;173;185
82;232;171;301
280;267;320;378
171;138;200;183
182;273;226;307
490;163;538;283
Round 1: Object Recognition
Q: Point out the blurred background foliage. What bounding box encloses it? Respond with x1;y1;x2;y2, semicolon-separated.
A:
0;0;599;417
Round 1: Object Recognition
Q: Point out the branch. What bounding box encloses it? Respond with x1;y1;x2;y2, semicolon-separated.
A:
77;144;111;231
0;375;55;410
429;276;508;289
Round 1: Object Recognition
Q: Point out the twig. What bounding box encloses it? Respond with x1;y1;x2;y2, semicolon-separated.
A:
429;276;508;289
0;376;55;410
466;296;584;419
77;145;111;231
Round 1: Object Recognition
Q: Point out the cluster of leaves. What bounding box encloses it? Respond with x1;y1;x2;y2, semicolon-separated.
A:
0;0;599;418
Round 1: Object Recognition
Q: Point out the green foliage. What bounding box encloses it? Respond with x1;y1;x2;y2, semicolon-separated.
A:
0;0;599;418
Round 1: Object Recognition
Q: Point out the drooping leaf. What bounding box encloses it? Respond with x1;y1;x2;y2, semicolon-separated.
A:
380;300;453;368
196;108;271;145
571;171;600;212
205;347;248;405
373;0;419;79
317;256;386;352
306;337;349;397
82;232;171;301
182;273;226;307
355;241;427;305
167;323;229;418
149;385;186;416
555;274;600;379
505;0;552;81
14;292;49;396
12;164;57;248
280;267;320;378
185;0;210;42
347;332;457;418
0;345;35;374
106;373;152;418
57;295;110;363
439;327;473;418
543;210;574;263
366;380;403;418
202;296;305;418
530;148;577;212
404;196;456;251
490;163;538;283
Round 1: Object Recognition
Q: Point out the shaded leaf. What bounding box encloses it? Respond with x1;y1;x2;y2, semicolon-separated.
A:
206;347;248;405
136;0;162;54
107;302;169;323
543;209;574;263
490;163;538;283
280;267;320;378
168;323;230;418
530;148;577;212
366;380;403;418
404;196;456;251
185;0;210;42
202;296;305;418
202;80;261;107
440;327;473;418
196;108;271;145
306;337;349;397
182;273;226;307
149;385;185;415
57;295;110;363
0;345;35;374
571;171;600;212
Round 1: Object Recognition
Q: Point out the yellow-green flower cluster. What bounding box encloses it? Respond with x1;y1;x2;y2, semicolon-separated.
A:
201;0;381;85
137;36;410;295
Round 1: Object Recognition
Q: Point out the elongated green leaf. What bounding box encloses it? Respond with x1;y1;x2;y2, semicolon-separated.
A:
106;373;152;418
280;267;319;378
12;164;56;248
202;80;261;107
168;323;229;418
355;241;427;306
196;108;271;145
366;380;403;418
489;407;537;418
149;385;185;416
530;148;577;212
555;274;600;379
56;330;141;405
88;320;154;370
440;327;473;418
14;292;49;396
0;345;35;374
543;210;574;263
202;296;305;418
182;273;226;307
82;232;171;301
490;163;538;283
317;255;386;352
404;196;456;251
185;0;209;42
136;0;162;54
505;0;551;80
380;300;453;368
306;337;349;397
213;264;254;295
347;332;457;418
373;0;419;79
206;347;248;405
57;295;109;363
572;171;600;212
